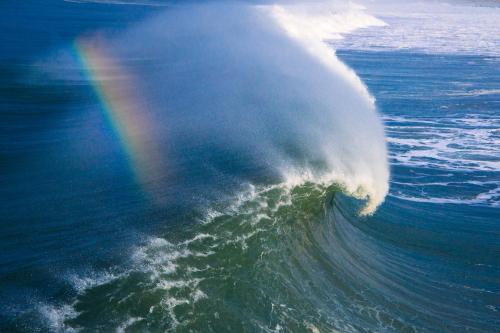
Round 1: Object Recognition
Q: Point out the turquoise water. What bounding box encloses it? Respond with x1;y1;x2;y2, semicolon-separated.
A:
1;2;499;332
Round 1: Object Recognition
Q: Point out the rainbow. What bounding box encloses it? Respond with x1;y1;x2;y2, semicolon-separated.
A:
74;37;167;202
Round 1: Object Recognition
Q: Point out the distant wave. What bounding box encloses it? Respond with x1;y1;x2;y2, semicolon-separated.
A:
446;89;500;97
332;1;500;56
63;0;168;5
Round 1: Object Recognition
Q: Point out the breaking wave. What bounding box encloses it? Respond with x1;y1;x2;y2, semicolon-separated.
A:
37;2;393;332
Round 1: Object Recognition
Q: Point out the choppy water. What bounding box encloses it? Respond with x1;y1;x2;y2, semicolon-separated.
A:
1;1;499;333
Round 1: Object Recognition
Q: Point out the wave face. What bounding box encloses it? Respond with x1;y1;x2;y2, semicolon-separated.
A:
54;184;424;332
60;184;365;332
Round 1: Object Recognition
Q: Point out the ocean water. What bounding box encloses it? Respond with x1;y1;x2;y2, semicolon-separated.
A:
1;1;499;333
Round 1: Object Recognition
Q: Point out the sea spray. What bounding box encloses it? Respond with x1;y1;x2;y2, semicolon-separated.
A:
78;2;390;214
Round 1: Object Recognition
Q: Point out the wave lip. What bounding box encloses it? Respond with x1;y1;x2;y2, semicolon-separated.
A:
265;2;389;214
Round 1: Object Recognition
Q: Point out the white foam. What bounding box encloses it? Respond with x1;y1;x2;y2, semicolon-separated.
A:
390;185;500;207
116;317;142;333
384;115;500;172
38;304;78;333
161;297;190;329
446;89;500;97
64;0;167;5
156;277;203;291
384;114;499;207
335;1;500;56
180;233;217;245
68;270;120;293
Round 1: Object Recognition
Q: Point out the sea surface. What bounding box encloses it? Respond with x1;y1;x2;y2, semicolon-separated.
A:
0;1;499;332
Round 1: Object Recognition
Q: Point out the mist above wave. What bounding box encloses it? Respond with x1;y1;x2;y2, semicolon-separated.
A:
62;2;389;213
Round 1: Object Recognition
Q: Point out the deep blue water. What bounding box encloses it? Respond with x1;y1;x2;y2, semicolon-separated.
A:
338;51;500;332
1;2;499;332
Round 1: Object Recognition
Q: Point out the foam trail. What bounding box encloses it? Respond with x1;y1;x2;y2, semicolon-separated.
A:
71;2;389;213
